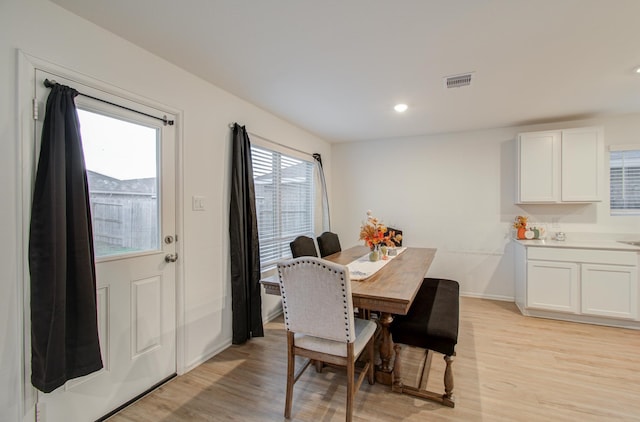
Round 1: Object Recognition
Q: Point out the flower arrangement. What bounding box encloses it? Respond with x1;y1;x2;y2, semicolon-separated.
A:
513;215;546;240
512;215;528;229
359;210;402;250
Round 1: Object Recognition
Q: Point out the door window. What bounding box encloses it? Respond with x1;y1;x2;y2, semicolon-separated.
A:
77;109;160;258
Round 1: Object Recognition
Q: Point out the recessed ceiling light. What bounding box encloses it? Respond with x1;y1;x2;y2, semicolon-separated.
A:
635;66;640;74
394;103;408;113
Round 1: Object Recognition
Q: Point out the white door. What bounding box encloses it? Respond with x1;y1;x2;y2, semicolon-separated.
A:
33;70;177;421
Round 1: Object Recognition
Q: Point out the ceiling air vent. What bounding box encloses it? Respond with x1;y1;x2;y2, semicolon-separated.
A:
444;72;474;89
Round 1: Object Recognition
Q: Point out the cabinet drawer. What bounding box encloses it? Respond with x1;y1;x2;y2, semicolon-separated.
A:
527;247;637;266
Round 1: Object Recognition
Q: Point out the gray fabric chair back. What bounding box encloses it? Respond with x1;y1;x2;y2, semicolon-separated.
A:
289;235;318;258
317;231;342;257
277;257;355;343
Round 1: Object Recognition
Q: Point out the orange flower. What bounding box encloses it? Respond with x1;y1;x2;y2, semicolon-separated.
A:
359;210;400;249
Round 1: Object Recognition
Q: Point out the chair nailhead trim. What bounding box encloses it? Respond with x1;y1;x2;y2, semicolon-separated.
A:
279;257;355;341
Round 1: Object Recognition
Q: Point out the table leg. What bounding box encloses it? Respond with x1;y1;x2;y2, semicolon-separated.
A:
375;312;396;385
392;343;404;392
378;312;393;371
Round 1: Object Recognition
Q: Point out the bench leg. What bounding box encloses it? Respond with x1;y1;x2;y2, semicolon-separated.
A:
396;349;456;408
443;354;455;407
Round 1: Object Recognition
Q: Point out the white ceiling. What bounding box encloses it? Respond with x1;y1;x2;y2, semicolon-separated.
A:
50;0;640;143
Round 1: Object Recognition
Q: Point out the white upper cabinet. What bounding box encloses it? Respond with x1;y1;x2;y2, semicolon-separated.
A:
561;127;604;201
517;131;561;202
516;126;604;203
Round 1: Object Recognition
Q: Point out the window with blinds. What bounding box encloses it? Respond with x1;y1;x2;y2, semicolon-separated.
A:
610;149;640;215
251;144;315;268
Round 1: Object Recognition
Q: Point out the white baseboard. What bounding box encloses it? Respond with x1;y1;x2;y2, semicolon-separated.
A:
460;291;515;302
264;308;283;323
183;339;232;374
519;307;640;330
182;309;283;375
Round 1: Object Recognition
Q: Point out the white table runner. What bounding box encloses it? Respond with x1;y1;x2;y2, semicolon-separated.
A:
347;247;407;281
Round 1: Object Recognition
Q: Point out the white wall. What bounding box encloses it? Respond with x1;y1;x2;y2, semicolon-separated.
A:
0;0;331;420
331;114;640;301
2;3;639;421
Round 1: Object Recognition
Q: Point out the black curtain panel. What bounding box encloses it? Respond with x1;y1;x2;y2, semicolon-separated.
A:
29;82;103;393
229;123;264;344
313;153;331;232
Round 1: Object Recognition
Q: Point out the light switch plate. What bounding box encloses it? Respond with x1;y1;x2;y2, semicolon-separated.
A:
192;195;206;211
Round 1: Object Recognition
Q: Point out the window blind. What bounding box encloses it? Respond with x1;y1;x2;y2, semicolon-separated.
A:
251;145;314;267
610;149;640;214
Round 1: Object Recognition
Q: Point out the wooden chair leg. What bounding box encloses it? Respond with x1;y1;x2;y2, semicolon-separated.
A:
285;333;295;418
346;344;355;422
367;337;375;385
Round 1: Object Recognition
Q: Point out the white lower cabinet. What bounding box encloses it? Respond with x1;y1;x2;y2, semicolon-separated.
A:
527;261;579;313
581;264;638;319
515;244;639;326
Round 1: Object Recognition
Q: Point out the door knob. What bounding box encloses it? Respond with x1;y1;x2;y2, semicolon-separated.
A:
164;253;178;263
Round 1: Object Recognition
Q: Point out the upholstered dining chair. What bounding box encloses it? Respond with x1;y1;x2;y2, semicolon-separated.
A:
277;257;376;422
316;231;342;257
289;235;318;258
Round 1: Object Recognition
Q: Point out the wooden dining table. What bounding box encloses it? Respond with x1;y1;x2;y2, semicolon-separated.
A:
261;245;437;391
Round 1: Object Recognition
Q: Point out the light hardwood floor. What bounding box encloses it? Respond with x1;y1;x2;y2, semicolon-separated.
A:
109;298;640;421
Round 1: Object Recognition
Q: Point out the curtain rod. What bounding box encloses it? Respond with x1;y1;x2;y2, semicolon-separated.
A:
44;79;174;126
229;123;313;158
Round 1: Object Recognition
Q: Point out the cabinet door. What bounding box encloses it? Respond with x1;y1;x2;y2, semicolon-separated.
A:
527;260;579;313
517;131;561;203
561;127;603;202
581;264;638;319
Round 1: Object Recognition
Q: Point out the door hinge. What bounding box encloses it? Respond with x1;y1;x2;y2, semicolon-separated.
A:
32;98;39;120
36;401;46;422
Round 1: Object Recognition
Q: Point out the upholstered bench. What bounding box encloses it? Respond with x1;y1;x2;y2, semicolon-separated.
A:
390;278;460;407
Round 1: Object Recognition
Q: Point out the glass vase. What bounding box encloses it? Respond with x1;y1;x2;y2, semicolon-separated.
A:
369;244;380;262
380;245;388;260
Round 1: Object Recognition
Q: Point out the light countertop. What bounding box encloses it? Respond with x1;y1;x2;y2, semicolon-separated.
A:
514;236;640;251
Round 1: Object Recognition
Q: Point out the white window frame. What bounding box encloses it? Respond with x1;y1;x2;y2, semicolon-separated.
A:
610;145;640;215
251;143;315;269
